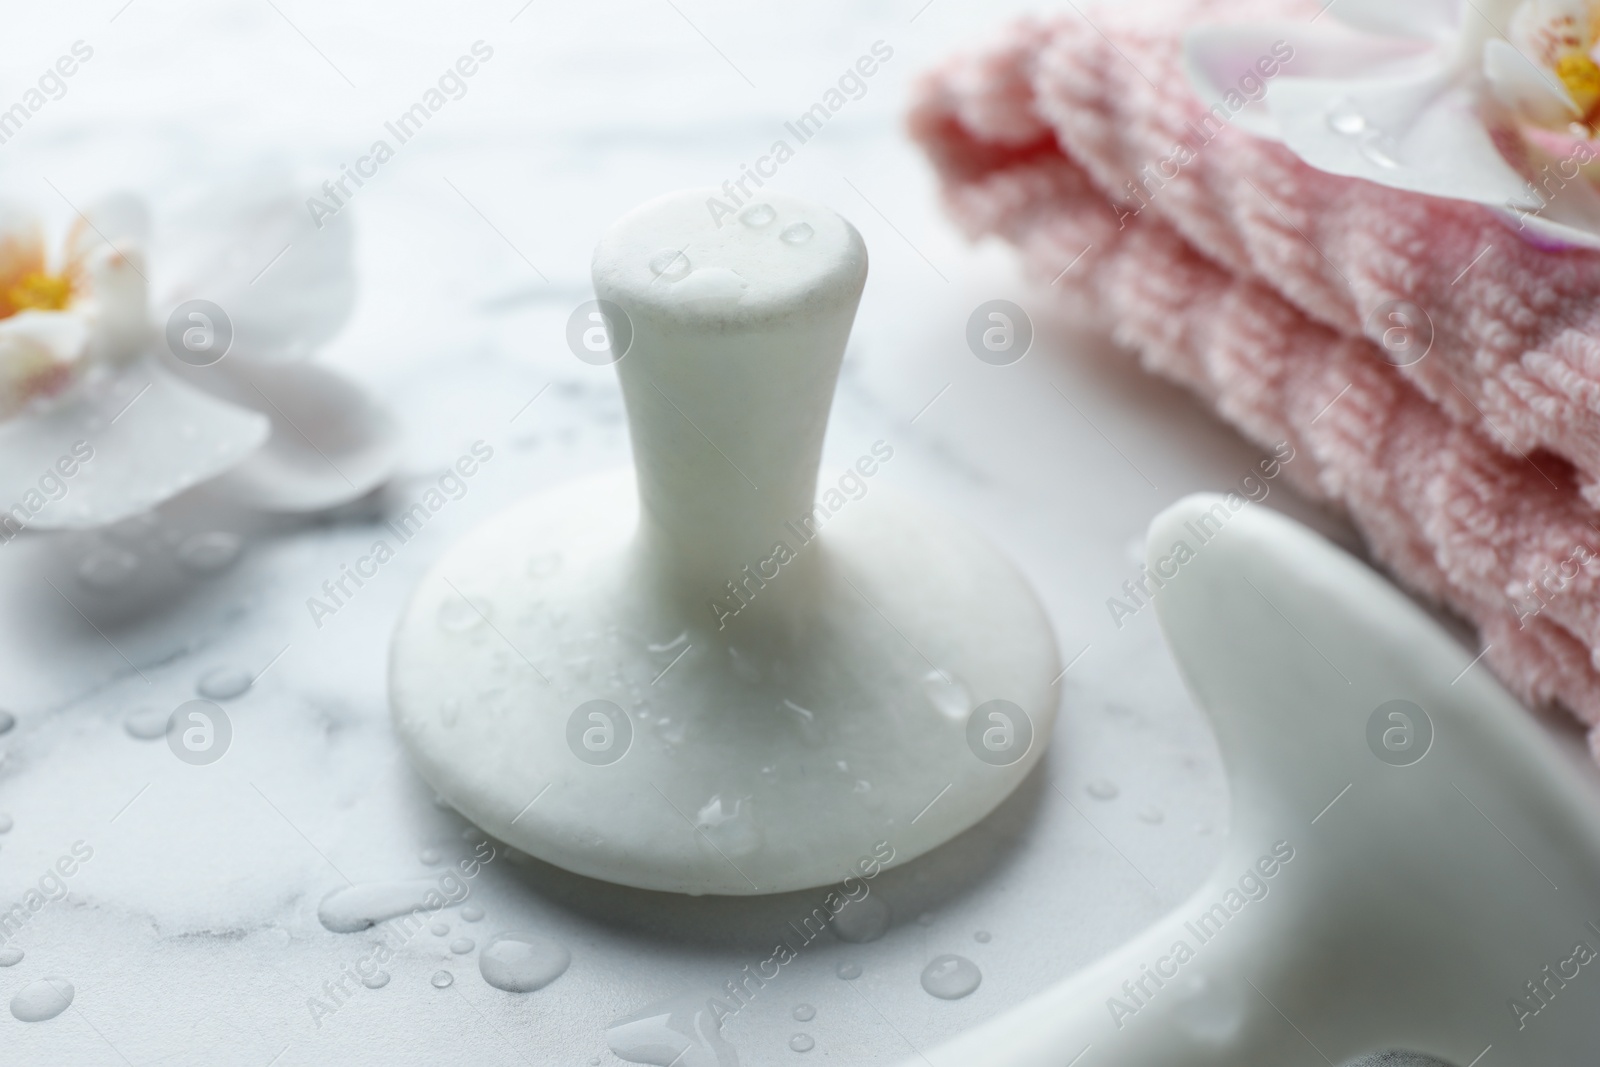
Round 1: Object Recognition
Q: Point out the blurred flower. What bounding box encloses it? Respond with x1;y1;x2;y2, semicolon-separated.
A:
0;183;396;534
1184;0;1600;247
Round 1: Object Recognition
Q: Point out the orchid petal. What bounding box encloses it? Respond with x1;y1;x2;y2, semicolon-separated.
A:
167;357;397;512
0;361;268;532
1325;0;1464;40
1483;37;1581;126
1183;22;1435;139
156;182;355;362
1267;68;1542;208
0;311;88;417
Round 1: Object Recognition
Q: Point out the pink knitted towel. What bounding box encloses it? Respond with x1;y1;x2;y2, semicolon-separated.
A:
910;0;1600;748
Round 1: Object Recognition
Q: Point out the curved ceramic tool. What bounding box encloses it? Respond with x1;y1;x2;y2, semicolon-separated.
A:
389;189;1060;895
909;493;1600;1065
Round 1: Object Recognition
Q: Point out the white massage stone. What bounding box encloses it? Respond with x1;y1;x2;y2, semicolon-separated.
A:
390;189;1060;895
908;494;1600;1066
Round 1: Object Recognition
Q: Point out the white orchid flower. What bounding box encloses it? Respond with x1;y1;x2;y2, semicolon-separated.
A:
0;183;397;536
1184;0;1600;248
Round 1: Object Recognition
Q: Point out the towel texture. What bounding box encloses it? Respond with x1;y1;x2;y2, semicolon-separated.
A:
910;0;1600;745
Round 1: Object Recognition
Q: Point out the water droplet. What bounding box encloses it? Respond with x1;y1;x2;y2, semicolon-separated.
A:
921;954;981;1000
831;892;890;943
10;977;73;1021
319;880;467;933
124;708;166;740
78;548;138;590
461;905;485;922
438;598;487;633
451;938;475;954
974;930;991;943
197;667;251;701
480;931;571;992
789;1033;814;1053
606;993;737;1066
780;222;814;245
835;962;861;980
431;922;449;937
177;531;242;572
739;203;776;228
431;970;454;988
1138;805;1165;824
921;670;971;721
0;813;14;834
695;795;763;857
362;971;390;989
0;947;20;966
1358;131;1401;169
0;709;14;735
1325;98;1367;135
792;1003;815;1022
1086;779;1119;801
649;248;692;281
420;847;443;865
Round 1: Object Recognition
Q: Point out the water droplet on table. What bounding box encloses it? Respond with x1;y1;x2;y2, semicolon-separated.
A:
197;667;251;701
606;992;737;1067
835;962;861;980
1086;779;1119;801
1138;805;1165;824
431;922;449;937
921;954;981;1000
789;1033;814;1053
0;947;22;966
451;937;475;954
362;971;390;989
11;977;73;1021
649;249;692;281
431;970;454;989
461;905;484;922
780;222;814;245
79;548;138;590
177;531;242;572
739;203;776;227
319;879;464;933
831;892;890;943
479;931;571;992
792;1003;815;1022
124;708;167;740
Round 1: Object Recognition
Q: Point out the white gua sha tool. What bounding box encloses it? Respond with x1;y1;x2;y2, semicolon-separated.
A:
907;495;1600;1066
390;189;1060;895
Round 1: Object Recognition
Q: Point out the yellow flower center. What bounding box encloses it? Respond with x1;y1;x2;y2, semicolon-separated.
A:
6;271;73;315
1557;49;1600;117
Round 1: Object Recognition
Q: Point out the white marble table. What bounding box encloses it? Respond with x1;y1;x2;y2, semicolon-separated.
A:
2;1;1588;1064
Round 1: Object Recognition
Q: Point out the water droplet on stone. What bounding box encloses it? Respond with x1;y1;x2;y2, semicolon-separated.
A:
1138;805;1165;824
792;1003;815;1022
362;970;390;989
606;993;737;1066
197;667;251;701
124;708;166;740
1325;98;1367;135
461;905;484;922
649;249;692;281
0;947;21;966
438;598;486;633
431;922;449;937
780;222;814;245
451;938;475;954
974;930;991;943
921;954;981;1000
177;531;242;572
695;794;763;857
789;1033;814;1053
1086;779;1119;801
10;977;73;1021
79;548;138;590
921;670;971;721
831;892;890;943
431;970;454;988
739;203;776;228
479;930;570;992
0;709;14;735
835;962;861;980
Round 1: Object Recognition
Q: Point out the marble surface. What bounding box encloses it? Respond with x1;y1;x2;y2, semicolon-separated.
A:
1;1;1585;1065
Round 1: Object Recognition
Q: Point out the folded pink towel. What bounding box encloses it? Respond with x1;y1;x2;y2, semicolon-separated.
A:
910;0;1600;744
